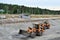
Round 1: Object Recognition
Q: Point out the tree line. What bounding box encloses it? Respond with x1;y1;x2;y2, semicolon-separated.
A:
0;3;60;15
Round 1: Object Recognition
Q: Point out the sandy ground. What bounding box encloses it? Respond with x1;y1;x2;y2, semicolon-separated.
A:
0;17;60;24
0;19;60;40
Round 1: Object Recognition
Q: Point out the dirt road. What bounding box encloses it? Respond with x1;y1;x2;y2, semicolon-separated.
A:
0;19;60;40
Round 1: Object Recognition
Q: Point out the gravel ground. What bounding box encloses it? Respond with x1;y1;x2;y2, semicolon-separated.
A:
0;19;60;40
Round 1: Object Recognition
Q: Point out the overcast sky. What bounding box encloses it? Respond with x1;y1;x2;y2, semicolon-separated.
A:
0;0;60;10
